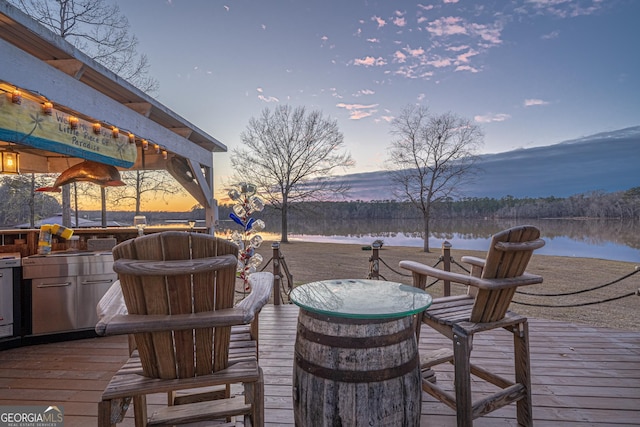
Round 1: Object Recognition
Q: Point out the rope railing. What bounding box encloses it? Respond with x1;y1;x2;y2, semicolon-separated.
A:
366;240;640;308
515;268;639;297
367;241;457;292
512;290;638;308
512;267;640;308
260;242;294;304
262;239;638;308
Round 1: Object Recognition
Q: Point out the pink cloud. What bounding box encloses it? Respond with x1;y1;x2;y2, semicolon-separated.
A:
353;56;387;67
417;4;434;11
335;103;379;120
429;57;452;68
258;95;279;103
372;16;386;28
393;16;407;27
455;65;479;72
474;113;510;123
426;16;467;36
393;51;407;63
456;48;479;63
470;23;503;45
524;98;550;107
404;46;425;57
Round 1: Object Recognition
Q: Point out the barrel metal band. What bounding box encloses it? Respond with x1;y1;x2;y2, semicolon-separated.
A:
295;352;419;383
302;309;404;325
297;321;415;349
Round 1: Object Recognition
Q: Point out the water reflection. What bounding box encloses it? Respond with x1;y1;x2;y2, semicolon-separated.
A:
218;218;640;262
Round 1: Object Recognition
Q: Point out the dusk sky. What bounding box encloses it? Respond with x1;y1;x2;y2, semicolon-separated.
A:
115;0;639;197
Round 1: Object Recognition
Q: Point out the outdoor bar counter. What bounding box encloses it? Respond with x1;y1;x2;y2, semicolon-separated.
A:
0;227;207;350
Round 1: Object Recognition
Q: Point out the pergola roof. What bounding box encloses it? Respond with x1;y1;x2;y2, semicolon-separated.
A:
0;1;225;154
0;1;225;224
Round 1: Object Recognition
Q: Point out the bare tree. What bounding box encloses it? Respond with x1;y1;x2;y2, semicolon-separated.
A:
108;170;184;215
9;0;158;93
232;105;354;242
386;105;483;252
0;174;61;226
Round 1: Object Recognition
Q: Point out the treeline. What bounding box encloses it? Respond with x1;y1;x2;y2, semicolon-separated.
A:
220;187;640;221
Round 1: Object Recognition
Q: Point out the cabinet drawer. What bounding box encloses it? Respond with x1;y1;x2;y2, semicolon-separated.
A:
77;273;117;329
32;277;76;334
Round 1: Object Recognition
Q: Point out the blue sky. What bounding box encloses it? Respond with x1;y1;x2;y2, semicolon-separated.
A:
115;0;640;193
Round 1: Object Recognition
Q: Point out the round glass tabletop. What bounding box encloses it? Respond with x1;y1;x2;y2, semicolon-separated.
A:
290;279;432;319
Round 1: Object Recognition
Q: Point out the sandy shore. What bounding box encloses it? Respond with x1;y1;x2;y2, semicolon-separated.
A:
250;240;640;331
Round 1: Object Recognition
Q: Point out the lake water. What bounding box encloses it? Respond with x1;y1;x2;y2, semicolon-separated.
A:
223;218;640;263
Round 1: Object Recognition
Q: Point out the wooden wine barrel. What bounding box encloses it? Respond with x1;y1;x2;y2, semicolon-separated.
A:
292;309;421;427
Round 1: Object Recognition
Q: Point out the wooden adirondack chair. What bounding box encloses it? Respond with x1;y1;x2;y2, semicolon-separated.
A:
400;225;545;427
95;231;273;427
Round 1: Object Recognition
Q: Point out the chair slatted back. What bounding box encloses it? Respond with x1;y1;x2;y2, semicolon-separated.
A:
112;232;238;379
470;225;543;323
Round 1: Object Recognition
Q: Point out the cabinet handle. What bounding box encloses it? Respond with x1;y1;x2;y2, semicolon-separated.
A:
80;279;114;285
37;282;72;288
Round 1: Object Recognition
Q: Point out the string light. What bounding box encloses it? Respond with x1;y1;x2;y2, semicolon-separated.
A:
42;101;53;115
68;116;79;129
111;127;119;138
11;89;22;104
93;123;102;134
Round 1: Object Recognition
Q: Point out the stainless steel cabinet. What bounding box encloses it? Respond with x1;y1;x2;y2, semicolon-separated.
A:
24;252;116;335
76;273;116;329
0;268;14;338
31;276;76;334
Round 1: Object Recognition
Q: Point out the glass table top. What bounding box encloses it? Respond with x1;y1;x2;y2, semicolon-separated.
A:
290;279;432;319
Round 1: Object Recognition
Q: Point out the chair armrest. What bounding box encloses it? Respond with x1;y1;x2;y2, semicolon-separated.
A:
460;256;485;268
400;260;476;286
399;260;543;290
97;308;251;336
472;273;543;290
95;272;275;337
460;256;485;277
236;272;274;322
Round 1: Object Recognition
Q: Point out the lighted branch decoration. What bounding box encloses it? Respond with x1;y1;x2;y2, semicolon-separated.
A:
228;182;266;289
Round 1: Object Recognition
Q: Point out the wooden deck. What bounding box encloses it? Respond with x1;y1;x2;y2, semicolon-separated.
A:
0;304;639;426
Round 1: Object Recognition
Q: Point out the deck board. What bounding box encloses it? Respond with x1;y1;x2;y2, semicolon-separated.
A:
0;304;639;426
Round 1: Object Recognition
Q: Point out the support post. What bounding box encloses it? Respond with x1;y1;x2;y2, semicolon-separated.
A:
271;242;282;305
442;240;452;296
369;241;382;280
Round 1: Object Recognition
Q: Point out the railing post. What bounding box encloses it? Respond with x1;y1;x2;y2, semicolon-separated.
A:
369;241;382;280
442;240;452;296
271;242;282;305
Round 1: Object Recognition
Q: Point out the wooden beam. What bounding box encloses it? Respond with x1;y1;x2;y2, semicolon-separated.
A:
170;127;193;138
45;59;84;79
124;102;152;117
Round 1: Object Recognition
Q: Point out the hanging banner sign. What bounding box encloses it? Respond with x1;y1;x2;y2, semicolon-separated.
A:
0;94;137;168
